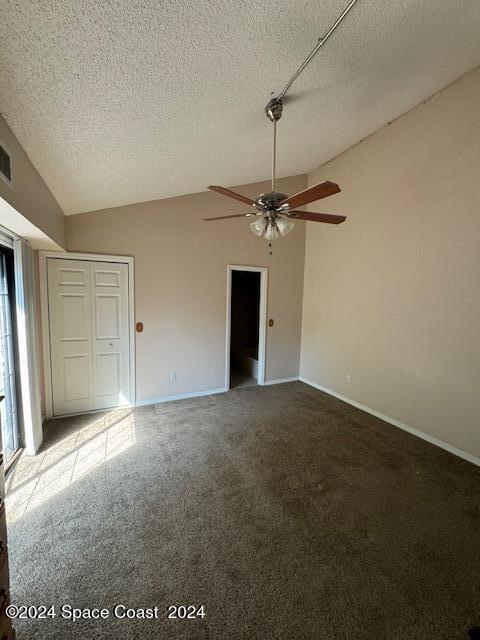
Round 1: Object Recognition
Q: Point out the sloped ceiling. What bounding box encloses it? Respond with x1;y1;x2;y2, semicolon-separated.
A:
0;0;479;215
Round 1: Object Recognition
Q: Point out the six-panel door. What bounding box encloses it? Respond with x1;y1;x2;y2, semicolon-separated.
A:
47;258;130;416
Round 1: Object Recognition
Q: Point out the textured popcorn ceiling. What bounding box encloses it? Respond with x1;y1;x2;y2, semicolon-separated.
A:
1;1;480;215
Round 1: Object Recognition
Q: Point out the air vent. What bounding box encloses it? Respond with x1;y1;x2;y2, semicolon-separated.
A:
0;141;12;187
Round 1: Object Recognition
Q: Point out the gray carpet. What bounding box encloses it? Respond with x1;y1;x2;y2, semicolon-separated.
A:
5;381;480;639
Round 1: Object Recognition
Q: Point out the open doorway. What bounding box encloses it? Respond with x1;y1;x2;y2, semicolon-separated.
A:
226;265;267;390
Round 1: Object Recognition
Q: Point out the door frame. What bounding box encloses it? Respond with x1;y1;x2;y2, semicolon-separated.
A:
225;264;267;389
39;251;135;418
0;237;21;462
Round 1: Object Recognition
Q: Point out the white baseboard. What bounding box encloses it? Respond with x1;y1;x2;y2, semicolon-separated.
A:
264;377;299;386
138;378;299;405
136;387;228;407
299;377;480;467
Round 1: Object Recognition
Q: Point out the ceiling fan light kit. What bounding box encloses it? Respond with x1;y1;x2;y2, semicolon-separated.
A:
204;0;359;240
276;217;295;236
250;218;266;236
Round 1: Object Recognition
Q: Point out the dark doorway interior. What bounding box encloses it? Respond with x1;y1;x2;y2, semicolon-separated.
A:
230;270;260;389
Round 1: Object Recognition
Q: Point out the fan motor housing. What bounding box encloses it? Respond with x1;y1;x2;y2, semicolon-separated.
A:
256;191;287;210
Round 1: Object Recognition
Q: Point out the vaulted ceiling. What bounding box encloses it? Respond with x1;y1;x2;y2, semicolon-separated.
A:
1;0;479;215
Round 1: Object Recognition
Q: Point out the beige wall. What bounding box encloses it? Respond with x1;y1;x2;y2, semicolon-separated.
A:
67;175;307;403
0;115;64;427
301;68;480;458
0;115;65;248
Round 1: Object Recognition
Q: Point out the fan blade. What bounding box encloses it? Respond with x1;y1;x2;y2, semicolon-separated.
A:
288;211;346;224
208;185;256;207
279;181;340;209
203;213;255;221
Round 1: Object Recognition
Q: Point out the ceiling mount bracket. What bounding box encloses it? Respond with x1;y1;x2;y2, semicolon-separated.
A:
265;97;283;123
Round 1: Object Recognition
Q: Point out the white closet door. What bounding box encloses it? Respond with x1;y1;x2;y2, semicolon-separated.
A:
91;261;129;411
47;258;130;416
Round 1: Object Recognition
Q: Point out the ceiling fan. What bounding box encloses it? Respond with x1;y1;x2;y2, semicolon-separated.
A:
203;98;345;241
203;0;360;240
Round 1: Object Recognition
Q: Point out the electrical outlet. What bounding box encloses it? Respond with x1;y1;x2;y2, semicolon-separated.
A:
346;374;352;384
169;371;176;382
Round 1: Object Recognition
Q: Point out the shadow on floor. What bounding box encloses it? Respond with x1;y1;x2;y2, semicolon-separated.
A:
230;368;257;389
